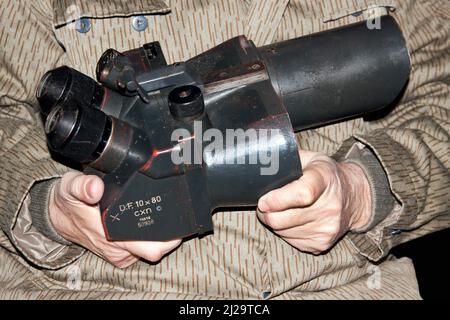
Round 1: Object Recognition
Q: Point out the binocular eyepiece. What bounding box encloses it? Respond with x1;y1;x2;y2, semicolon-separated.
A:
37;66;105;116
37;66;111;164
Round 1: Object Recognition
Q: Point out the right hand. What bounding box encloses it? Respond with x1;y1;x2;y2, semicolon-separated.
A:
49;171;182;268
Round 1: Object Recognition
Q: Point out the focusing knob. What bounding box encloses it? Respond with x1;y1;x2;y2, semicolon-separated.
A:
168;85;204;120
96;49;121;83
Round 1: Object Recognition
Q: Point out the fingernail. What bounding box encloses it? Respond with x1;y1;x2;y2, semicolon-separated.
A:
258;197;269;213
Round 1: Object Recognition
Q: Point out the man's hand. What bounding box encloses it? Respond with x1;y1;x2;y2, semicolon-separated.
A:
257;150;372;254
49;172;182;268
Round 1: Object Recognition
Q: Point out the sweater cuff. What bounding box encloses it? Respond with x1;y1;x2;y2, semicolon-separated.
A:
11;178;85;270
333;136;409;262
28;179;72;245
341;143;396;233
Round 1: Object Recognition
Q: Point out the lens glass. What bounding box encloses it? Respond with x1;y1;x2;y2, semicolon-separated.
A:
36;71;52;99
45;105;63;134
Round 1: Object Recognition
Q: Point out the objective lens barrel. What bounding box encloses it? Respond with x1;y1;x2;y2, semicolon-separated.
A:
259;15;411;131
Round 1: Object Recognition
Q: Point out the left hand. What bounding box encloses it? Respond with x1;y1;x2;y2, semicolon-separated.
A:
257;149;372;254
49;172;182;268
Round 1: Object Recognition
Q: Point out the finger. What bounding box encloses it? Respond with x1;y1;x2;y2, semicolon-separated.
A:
123;239;182;263
256;207;318;230
258;166;327;213
61;172;104;205
272;223;318;239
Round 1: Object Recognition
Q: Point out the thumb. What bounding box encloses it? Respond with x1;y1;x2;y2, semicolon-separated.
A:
60;172;104;205
258;165;326;212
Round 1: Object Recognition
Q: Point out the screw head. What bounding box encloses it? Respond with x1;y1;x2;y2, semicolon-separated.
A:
75;18;91;34
132;16;148;32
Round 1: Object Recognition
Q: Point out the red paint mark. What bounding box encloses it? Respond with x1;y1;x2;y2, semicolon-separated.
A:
139;147;174;172
101;208;111;239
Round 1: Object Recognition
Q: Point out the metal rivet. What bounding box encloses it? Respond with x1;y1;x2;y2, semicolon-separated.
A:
390;229;402;236
75;18;91;34
132;16;148;32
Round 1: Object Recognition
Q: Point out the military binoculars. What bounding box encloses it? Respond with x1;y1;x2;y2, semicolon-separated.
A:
37;15;410;241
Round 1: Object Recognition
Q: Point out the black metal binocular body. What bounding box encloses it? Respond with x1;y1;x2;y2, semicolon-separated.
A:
37;16;410;241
